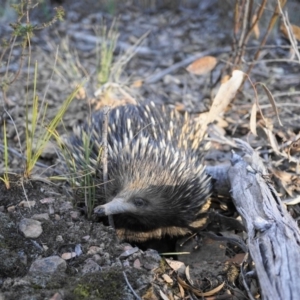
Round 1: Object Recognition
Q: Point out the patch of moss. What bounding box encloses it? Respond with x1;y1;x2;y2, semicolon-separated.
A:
73;269;124;300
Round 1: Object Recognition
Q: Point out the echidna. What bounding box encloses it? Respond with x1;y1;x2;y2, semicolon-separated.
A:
61;102;212;242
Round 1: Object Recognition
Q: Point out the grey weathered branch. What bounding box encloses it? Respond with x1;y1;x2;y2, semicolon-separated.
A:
207;139;300;300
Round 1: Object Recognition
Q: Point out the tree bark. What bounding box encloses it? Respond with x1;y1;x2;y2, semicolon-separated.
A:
220;140;300;300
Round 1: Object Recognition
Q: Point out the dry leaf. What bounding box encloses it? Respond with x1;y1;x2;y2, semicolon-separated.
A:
131;79;143;88
257;82;282;126
159;290;169;300
288;137;300;156
281;23;300;41
186;56;217;75
162;274;173;284
198;70;244;139
166;259;185;272
142;287;159;300
178;283;185;298
177;275;225;297
185;266;194;286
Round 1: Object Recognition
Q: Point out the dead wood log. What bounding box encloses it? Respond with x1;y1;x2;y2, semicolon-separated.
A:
211;139;300;299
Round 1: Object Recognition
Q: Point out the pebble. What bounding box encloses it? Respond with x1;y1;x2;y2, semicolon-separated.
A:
29;256;67;275
19;218;43;238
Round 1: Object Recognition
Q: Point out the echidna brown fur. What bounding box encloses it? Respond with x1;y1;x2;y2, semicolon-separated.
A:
61;102;212;242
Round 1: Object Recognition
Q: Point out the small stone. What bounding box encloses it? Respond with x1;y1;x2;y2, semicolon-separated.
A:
59;201;73;213
7;206;15;212
19;218;43;238
87;246;103;255
70;210;80;221
49;292;63;300
56;235;64;242
120;246;139;258
82;235;90;242
18;200;36;208
29;256;67;275
133;259;141;269
40;197;55;204
81;258;101;274
61;252;77;260
32;213;50;221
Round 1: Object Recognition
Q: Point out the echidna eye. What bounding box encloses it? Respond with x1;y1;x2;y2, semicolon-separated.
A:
133;198;146;207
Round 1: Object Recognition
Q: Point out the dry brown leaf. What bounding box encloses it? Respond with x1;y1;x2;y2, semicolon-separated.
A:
159;290;169;300
177;275;225;297
166;259;185;272
185;266;194;286
178;283;185;298
142;287;159;300
76;86;86;99
250;102;257;136
281;23;300;41
131;79;143;88
162;274;173;284
288;137;300;156
186;56;217;75
252;14;260;39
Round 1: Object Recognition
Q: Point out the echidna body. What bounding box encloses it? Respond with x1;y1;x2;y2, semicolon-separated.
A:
62;102;212;241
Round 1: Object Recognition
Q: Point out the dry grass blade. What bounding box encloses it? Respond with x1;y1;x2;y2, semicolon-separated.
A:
186;56;217;75
250;102;258;136
258;83;282;126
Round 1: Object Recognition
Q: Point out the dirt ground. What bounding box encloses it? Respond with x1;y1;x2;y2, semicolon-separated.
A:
1;0;300;299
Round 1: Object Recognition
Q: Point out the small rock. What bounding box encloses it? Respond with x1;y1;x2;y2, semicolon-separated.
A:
59;201;73;213
87;246;103;255
40;197;55;204
49;292;63;300
70;210;80;221
123;260;130;268
120;246;139;258
48;205;54;215
61;252;77;260
40;141;56;158
7;206;15;212
56;235;64;242
32;213;50;221
92;254;101;262
82;235;90;242
133;259;141;269
19;218;43;238
18;200;36;208
29;256;67;275
81;258;101;274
